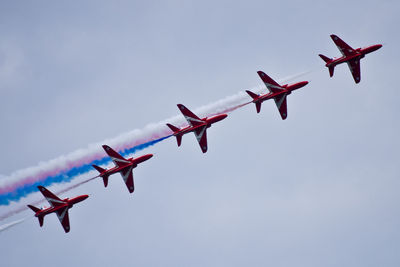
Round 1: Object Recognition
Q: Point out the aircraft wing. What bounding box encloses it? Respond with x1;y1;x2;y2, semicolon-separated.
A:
194;126;208;153
330;34;356;57
257;71;283;94
273;94;288;120
102;145;130;167
177;104;204;127
38;186;66;207
55;207;70;233
120;166;135;193
346;59;361;83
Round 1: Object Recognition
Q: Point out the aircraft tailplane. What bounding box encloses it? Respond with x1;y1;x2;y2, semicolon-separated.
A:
102;176;109;187
166;123;179;133
28;205;44;227
245;90;259;100
27;204;40;213
329;66;335;77
92;164;106;174
255;102;262;113
319;54;332;63
38;215;44;227
176;135;182;147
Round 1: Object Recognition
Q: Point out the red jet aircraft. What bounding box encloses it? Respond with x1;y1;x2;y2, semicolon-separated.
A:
319;34;382;83
166;104;228;153
92;145;153;193
27;186;88;233
246;71;308;120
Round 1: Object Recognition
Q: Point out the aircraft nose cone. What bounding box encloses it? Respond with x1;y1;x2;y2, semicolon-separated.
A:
215;114;228;122
220;114;228;120
80;195;89;201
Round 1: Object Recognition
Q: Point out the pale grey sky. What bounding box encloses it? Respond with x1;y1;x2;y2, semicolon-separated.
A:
1;1;399;266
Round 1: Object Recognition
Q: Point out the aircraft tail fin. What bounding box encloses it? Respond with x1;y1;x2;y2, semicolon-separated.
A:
319;54;332;63
92;165;109;187
102;176;109;187
245;90;259;100
176;135;182;147
319;54;335;77
38;215;44;227
166;123;180;133
27;204;40;213
328;66;335;77
255;102;262;113
92;164;106;174
166;123;183;146
28;205;44;227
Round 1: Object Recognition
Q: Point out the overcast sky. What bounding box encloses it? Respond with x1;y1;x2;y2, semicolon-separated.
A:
1;1;399;266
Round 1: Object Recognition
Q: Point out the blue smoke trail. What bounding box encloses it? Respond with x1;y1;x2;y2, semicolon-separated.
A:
0;136;171;205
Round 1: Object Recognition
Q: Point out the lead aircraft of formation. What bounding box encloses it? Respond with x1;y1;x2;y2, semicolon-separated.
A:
319;34;382;83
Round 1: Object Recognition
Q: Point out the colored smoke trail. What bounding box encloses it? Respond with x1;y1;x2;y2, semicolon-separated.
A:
0;70;310;207
0;176;99;221
0;136;171;206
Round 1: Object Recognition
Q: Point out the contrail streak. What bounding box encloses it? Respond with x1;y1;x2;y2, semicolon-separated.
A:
0;217;29;233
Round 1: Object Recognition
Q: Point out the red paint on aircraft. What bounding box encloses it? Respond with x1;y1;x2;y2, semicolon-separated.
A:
166;104;228;153
27;186;88;233
246;71;308;120
92;145;153;193
319;34;382;83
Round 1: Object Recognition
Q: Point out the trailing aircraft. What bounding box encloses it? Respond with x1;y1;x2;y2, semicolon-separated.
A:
92;145;153;193
246;71;308;120
27;186;88;233
166;104;228;153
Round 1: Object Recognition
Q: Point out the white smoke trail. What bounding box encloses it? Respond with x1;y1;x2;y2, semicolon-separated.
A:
277;70;313;84
0;69;311;206
0;175;98;221
0;217;29;233
0;86;264;191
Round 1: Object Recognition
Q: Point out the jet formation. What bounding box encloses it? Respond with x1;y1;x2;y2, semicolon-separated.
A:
26;34;381;233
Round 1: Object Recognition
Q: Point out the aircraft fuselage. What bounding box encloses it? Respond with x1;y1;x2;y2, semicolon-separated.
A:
33;195;88;217
326;44;382;67
172;114;228;136
101;154;153;176
255;81;308;103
